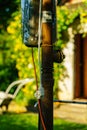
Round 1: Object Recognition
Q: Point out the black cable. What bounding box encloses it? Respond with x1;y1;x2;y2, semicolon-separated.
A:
54;99;87;105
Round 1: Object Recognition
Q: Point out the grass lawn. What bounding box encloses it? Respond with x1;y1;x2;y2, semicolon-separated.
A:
0;113;87;130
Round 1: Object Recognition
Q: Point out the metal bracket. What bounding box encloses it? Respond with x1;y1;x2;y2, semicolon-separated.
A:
42;11;52;23
35;86;44;100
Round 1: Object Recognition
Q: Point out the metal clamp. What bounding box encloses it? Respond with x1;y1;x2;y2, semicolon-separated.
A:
34;86;44;99
42;11;52;23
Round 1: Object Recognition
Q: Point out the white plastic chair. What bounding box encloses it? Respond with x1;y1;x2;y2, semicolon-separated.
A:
0;78;34;110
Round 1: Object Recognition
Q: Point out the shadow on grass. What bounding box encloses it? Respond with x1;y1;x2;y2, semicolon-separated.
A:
0;112;87;130
0;124;37;130
54;124;87;130
54;119;87;130
0;113;38;130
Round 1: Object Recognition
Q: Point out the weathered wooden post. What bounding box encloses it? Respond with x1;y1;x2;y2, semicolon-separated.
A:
39;0;54;129
21;0;64;129
21;0;54;129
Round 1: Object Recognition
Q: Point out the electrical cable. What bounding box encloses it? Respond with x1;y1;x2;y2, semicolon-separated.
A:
37;0;42;88
31;0;46;129
31;48;46;130
37;0;46;129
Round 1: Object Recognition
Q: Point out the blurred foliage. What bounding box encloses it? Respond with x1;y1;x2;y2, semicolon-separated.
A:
6;10;39;105
0;0;87;105
0;0;20;30
0;0;20;95
0;61;18;91
54;1;87;98
56;1;87;48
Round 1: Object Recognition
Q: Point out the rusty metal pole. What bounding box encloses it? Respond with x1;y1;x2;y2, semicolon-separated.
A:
39;0;54;129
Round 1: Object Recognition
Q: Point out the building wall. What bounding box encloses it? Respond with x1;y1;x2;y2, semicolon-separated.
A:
58;28;75;100
57;0;87;100
58;22;87;100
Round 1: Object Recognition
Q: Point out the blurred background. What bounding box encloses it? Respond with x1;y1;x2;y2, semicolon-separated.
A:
0;0;87;114
0;0;87;129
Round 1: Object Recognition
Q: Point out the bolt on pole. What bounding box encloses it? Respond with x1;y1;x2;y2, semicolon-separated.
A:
39;0;54;129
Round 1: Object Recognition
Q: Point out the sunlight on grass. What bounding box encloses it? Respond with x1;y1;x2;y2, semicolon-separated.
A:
0;113;87;130
54;118;87;130
0;113;38;130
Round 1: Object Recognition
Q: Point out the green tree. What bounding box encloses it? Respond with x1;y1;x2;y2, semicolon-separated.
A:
0;0;20;30
0;0;20;91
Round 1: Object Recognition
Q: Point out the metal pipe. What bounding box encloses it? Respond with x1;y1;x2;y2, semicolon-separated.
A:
54;99;87;105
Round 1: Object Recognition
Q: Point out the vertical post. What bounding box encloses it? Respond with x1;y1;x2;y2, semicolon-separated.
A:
39;0;54;129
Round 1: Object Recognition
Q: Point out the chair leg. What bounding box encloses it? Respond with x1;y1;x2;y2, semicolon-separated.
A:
5;104;9;111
